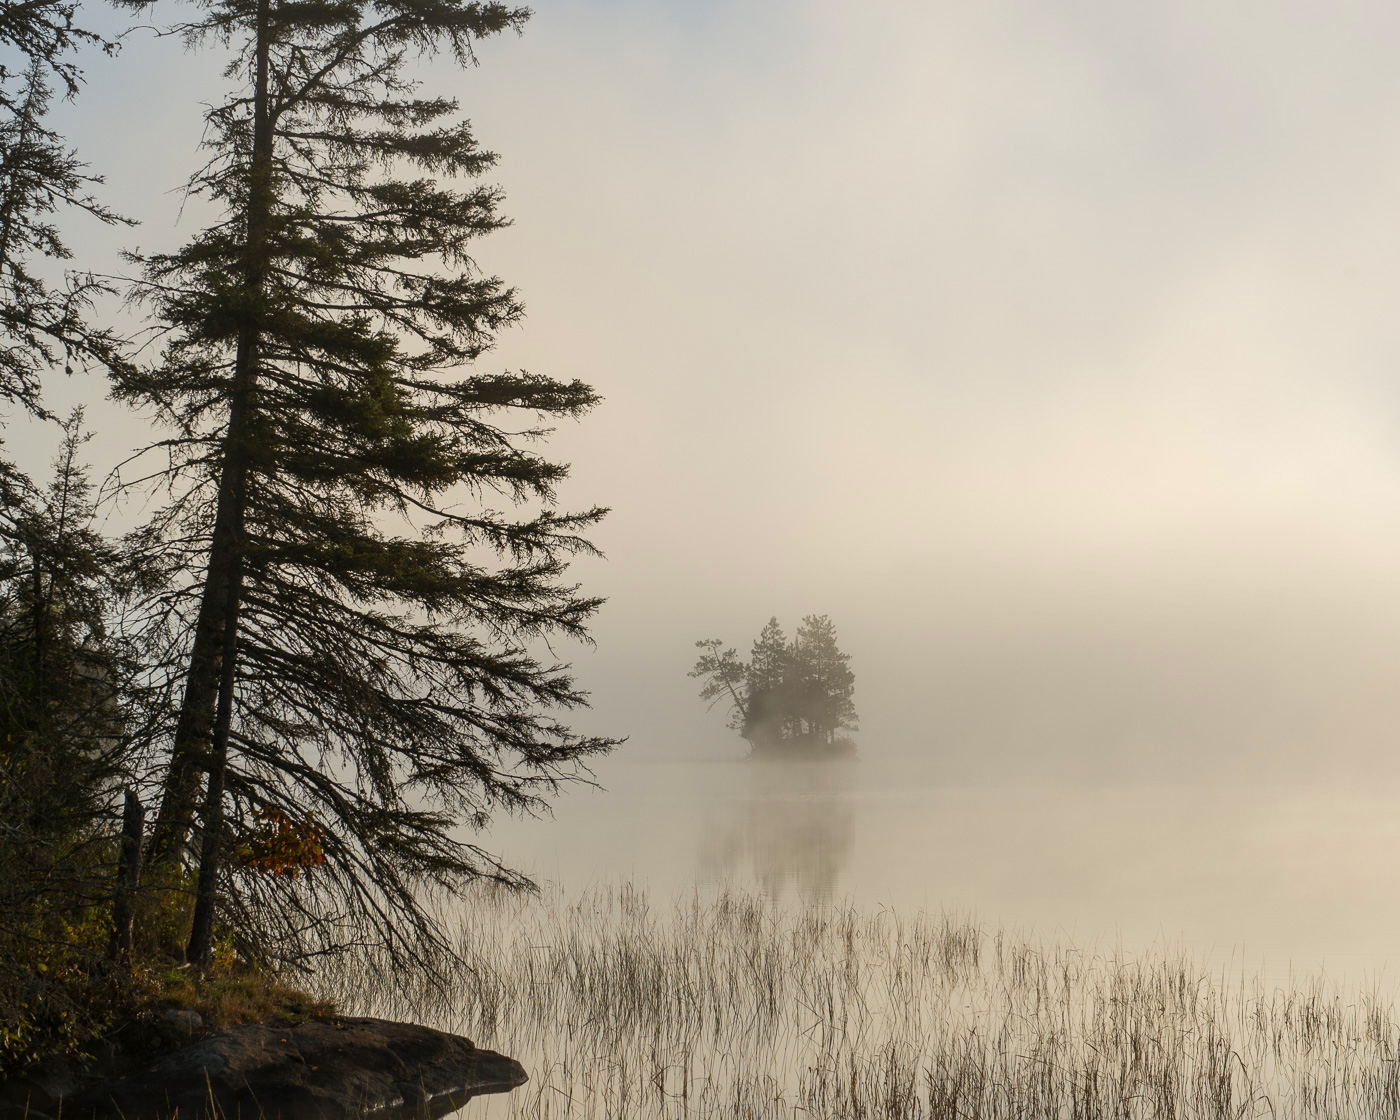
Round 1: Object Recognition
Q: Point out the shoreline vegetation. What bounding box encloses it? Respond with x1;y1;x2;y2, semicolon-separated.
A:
333;881;1400;1120
0;0;610;1089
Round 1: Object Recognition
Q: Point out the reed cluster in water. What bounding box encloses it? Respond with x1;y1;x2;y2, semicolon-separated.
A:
327;884;1400;1118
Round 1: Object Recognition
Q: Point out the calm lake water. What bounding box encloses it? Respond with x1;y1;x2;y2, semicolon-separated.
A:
483;753;1400;995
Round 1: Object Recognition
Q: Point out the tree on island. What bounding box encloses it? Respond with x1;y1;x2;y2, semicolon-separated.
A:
691;614;857;756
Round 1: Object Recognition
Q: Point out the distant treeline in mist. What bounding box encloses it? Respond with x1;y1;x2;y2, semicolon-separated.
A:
691;615;857;757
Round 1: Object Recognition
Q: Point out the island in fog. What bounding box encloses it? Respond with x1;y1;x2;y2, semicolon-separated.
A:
691;614;858;760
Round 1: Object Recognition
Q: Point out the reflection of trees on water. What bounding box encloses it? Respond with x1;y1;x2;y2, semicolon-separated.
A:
700;762;856;902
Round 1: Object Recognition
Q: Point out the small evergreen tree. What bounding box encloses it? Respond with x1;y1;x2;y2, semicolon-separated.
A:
0;415;146;1069
689;638;747;734
744;617;790;744
115;0;616;966
791;614;857;745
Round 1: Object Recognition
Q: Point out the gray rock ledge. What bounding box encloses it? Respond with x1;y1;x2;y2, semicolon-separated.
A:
37;1016;525;1120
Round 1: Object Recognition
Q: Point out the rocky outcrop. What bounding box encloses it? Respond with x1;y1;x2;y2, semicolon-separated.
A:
5;1017;525;1120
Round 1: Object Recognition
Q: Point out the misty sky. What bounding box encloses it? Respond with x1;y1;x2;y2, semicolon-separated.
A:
22;0;1400;783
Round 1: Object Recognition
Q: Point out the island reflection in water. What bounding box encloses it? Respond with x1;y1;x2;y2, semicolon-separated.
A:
698;759;855;902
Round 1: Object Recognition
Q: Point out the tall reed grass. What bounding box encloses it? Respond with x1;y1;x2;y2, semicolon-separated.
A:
324;884;1400;1118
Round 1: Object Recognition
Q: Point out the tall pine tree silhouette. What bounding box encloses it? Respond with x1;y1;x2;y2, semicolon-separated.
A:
116;0;615;964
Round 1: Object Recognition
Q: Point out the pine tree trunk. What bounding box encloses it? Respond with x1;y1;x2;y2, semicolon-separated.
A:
108;787;144;961
149;0;272;868
147;550;234;863
186;551;242;964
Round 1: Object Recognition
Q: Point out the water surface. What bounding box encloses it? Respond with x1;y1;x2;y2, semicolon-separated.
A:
484;753;1400;993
